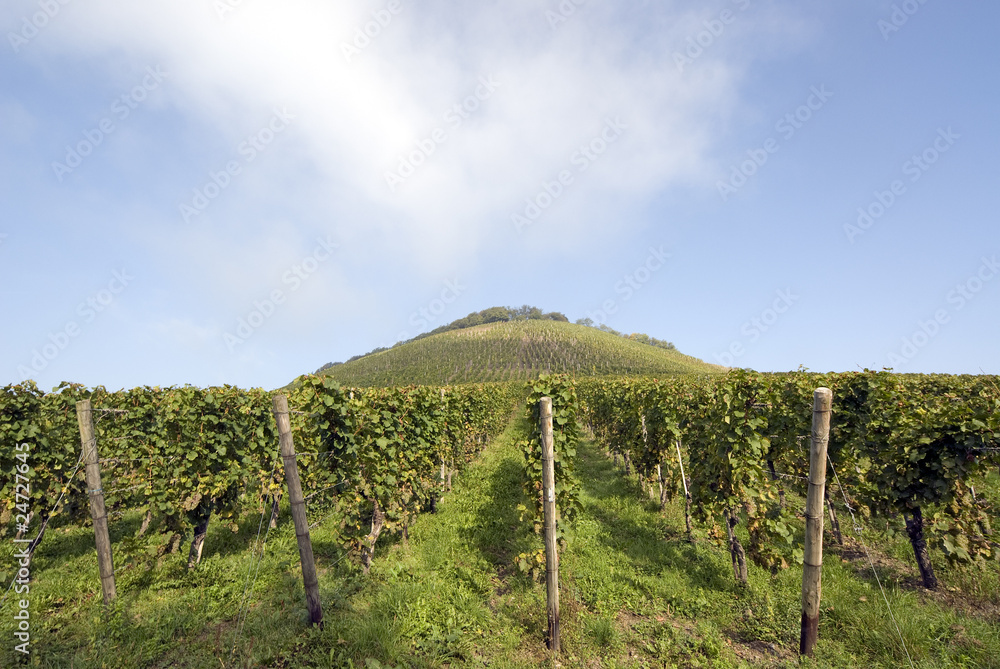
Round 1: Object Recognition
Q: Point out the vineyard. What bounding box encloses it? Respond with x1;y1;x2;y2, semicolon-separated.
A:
1;370;999;667
579;370;1000;591
316;319;721;387
0;378;519;581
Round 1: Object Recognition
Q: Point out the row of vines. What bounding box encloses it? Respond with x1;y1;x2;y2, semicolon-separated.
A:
0;376;521;574
579;370;1000;588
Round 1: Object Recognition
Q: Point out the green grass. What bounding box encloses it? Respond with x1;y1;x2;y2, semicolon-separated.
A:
2;414;998;667
312;319;722;387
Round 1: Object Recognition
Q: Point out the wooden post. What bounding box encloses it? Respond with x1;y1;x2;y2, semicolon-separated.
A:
76;399;116;606
676;438;693;541
800;387;832;657
641;415;658;502
273;394;323;627
539;397;560;655
440;388;451;491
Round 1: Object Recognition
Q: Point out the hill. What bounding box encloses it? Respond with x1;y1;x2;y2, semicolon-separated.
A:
315;319;722;387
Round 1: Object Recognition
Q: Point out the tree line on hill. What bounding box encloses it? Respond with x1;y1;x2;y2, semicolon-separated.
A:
315;305;674;373
573;317;676;352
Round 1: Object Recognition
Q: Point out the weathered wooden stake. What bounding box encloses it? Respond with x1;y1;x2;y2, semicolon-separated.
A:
539;397;560;655
800;387;832;657
77;399;116;606
440;387;447;487
675;437;693;542
273;394;323;626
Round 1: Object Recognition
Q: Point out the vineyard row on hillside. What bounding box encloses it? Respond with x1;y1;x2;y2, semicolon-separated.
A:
0;376;522;571
577;370;1000;589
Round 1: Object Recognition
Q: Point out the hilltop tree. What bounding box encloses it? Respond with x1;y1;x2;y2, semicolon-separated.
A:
459;312;484;328
510;305;544;320
481;306;512;323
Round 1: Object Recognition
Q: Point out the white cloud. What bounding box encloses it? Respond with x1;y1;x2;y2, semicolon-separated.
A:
8;0;813;291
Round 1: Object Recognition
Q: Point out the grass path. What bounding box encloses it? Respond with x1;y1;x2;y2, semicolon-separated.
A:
325;415;790;668
348;415;1000;668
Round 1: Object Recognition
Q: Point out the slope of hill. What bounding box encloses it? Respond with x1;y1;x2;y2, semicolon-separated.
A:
316;319;722;387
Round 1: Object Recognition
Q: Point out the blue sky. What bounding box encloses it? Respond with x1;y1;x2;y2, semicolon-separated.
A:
2;0;997;392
